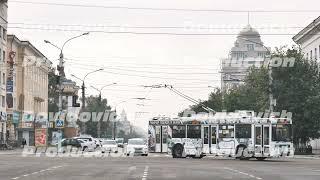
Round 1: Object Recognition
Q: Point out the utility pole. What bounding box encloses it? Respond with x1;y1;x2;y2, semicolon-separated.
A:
113;121;116;140
268;58;274;112
71;68;104;135
45;33;89;150
81;81;86;134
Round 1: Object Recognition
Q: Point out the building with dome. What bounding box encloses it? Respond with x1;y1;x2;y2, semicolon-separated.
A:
221;24;270;92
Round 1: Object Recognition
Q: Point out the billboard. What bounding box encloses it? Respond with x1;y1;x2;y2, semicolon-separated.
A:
51;131;62;145
35;128;47;147
23;113;34;122
12;111;20;124
7;51;15;109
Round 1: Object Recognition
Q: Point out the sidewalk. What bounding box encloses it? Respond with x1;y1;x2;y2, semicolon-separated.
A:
0;148;23;155
293;154;320;159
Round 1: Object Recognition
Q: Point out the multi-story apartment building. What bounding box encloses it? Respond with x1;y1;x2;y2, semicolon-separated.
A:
221;24;270;92
0;0;7;143
7;35;52;146
293;16;320;61
293;16;320;154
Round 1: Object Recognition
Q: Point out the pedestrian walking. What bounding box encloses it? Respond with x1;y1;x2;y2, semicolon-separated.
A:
22;138;26;148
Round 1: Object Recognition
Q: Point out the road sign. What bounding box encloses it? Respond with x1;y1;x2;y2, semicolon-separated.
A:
55;119;64;128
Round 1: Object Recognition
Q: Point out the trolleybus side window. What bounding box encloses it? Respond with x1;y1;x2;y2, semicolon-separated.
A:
171;125;186;138
235;124;251;138
187;125;201;139
219;125;234;138
272;124;292;142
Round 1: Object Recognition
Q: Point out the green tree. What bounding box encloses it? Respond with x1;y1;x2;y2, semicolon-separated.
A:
271;47;320;146
48;70;59;113
83;95;111;137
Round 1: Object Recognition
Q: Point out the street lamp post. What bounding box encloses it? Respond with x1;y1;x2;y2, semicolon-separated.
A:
71;68;104;134
237;37;274;112
45;33;89;149
44;32;89;112
91;83;117;138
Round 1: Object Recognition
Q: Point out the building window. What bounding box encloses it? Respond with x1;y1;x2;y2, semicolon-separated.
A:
2;51;5;62
247;44;254;51
3;28;6;41
1;96;5;108
2;73;5;85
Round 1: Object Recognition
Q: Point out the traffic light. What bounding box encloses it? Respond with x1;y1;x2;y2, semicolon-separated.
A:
72;95;80;107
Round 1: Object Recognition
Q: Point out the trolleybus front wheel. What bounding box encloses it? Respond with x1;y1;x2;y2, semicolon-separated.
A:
256;157;267;161
172;144;184;158
237;146;250;160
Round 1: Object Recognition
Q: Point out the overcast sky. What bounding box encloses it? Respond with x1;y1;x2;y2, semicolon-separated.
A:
8;0;320;130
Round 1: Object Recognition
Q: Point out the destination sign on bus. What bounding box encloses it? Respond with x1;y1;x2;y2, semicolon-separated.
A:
149;120;183;125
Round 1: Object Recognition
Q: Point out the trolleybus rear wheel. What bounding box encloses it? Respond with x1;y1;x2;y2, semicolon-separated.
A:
256;157;267;161
172;144;183;158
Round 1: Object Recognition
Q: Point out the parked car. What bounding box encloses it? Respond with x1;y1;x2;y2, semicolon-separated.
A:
101;140;118;153
74;136;96;151
115;138;124;148
60;138;94;152
126;138;148;156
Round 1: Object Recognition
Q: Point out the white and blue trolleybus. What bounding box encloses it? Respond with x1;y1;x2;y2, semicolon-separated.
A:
148;111;293;160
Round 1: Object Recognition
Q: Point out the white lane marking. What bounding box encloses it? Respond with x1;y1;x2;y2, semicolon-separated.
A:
11;165;64;180
224;167;263;180
142;166;149;180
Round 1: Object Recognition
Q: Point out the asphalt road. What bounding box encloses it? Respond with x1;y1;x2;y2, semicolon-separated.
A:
0;151;320;180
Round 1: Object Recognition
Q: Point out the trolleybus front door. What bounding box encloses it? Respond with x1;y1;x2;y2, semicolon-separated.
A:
254;125;271;157
211;126;217;154
202;126;210;154
155;126;161;152
162;126;168;153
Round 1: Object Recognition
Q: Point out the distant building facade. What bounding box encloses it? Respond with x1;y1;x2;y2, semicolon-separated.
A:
7;35;52;146
293;16;320;154
293;16;320;61
221;25;269;92
0;0;7;143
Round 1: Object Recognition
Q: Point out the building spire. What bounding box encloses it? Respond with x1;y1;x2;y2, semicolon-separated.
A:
247;11;250;25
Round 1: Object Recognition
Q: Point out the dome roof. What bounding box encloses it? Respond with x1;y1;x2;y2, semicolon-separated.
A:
238;24;260;37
